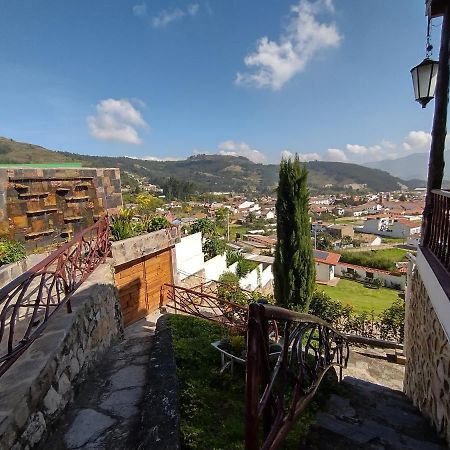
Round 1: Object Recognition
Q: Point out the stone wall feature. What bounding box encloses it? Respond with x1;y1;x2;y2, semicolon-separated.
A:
138;314;180;450
404;261;450;444
0;263;123;450
0;167;122;249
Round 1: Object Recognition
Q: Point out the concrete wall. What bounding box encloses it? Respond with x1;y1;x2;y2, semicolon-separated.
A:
404;255;450;444
175;233;204;280
0;263;123;450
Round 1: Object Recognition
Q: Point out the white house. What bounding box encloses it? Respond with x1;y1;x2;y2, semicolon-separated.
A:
360;217;421;238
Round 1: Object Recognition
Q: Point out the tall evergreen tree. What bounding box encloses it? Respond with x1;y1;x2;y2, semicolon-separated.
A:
273;155;316;311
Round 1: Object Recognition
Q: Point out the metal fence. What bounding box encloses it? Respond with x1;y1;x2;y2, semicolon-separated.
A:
0;216;110;377
245;303;349;450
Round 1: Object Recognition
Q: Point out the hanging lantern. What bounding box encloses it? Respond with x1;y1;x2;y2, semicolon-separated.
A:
411;58;439;108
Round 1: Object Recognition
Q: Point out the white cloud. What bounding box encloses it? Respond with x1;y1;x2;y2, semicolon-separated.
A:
88;98;149;145
187;3;200;16
132;3;147;18
218;140;267;163
236;0;342;90
150;3;200;28
281;150;320;161
402;130;431;151
325;148;347;162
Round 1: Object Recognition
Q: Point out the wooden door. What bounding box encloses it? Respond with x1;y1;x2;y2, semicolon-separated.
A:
115;249;173;326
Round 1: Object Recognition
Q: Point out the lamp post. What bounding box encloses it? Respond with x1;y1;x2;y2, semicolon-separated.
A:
414;2;450;245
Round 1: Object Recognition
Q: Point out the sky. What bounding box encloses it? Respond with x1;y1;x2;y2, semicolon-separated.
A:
0;0;442;164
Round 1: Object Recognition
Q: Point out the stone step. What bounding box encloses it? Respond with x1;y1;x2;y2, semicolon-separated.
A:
313;376;447;450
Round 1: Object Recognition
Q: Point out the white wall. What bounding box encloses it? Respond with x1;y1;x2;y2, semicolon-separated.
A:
204;254;228;282
335;263;406;290
316;262;332;282
175;232;205;280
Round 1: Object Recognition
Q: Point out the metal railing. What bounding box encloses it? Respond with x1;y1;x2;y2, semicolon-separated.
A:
245;303;349;450
0;216;110;377
162;282;249;332
424;189;450;272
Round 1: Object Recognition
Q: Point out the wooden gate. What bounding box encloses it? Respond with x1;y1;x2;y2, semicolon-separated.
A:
114;248;173;326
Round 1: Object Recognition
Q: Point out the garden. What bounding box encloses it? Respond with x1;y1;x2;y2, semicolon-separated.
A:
168;314;340;450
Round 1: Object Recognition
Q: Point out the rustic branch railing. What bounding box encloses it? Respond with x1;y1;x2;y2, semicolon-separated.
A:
0;216;110;378
245;303;349;450
162;283;248;332
424;189;450;272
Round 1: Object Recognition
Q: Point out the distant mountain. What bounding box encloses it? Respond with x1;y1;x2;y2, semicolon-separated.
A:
365;151;450;182
0;136;409;194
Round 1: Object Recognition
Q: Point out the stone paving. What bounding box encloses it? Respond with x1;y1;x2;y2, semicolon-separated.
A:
303;347;447;449
41;312;160;450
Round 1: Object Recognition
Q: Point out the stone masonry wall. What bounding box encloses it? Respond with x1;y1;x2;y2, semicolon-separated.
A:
0;263;123;450
0;167;122;250
404;266;450;444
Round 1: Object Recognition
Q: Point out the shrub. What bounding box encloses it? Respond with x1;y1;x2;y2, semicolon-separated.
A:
0;239;26;266
110;214;136;241
226;250;241;266
217;272;247;306
379;299;405;343
203;236;225;261
235;259;258;278
147;216;170;232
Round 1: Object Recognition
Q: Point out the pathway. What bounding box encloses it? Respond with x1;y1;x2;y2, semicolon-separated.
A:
41;312;160;450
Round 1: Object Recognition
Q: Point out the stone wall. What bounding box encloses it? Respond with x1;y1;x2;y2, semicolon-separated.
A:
0;167;122;250
404;264;450;444
0;263;123;450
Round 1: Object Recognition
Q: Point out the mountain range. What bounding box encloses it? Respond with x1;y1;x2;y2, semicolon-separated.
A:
365;151;450;182
0;136;419;194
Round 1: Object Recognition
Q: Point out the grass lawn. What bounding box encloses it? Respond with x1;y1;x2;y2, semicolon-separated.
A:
338;248;410;272
229;224;250;240
317;278;400;316
168;314;339;450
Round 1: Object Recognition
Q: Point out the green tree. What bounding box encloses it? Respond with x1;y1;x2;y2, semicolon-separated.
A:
191;218;216;237
273;155;316;311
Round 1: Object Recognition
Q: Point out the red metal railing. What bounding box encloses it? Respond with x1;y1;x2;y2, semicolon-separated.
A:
245;303;349;450
424;189;450;271
0;216;110;377
162;282;249;332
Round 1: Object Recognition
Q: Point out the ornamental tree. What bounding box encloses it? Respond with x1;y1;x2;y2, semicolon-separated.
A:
273;155;316;311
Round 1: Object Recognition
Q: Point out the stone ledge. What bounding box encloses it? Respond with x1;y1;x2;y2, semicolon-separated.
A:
112;228;180;267
0;263;123;450
138;315;180;450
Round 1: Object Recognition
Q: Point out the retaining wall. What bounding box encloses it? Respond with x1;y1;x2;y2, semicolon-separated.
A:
0;263;123;450
404;258;450;444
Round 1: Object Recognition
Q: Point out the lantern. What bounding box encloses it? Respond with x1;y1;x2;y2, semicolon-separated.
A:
411;58;439;108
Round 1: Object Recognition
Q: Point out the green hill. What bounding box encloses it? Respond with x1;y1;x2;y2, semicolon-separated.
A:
0;137;407;194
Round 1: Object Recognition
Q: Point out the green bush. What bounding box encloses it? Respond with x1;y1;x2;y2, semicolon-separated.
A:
202;236;225;261
235;259;258;278
0;239;26;266
379;298;405;343
226;250;241;266
110;210;171;241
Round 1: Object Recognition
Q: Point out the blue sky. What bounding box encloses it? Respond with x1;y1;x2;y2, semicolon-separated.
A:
0;0;441;164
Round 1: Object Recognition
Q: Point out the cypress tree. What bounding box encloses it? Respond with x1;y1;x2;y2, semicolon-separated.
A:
273;155;316;311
